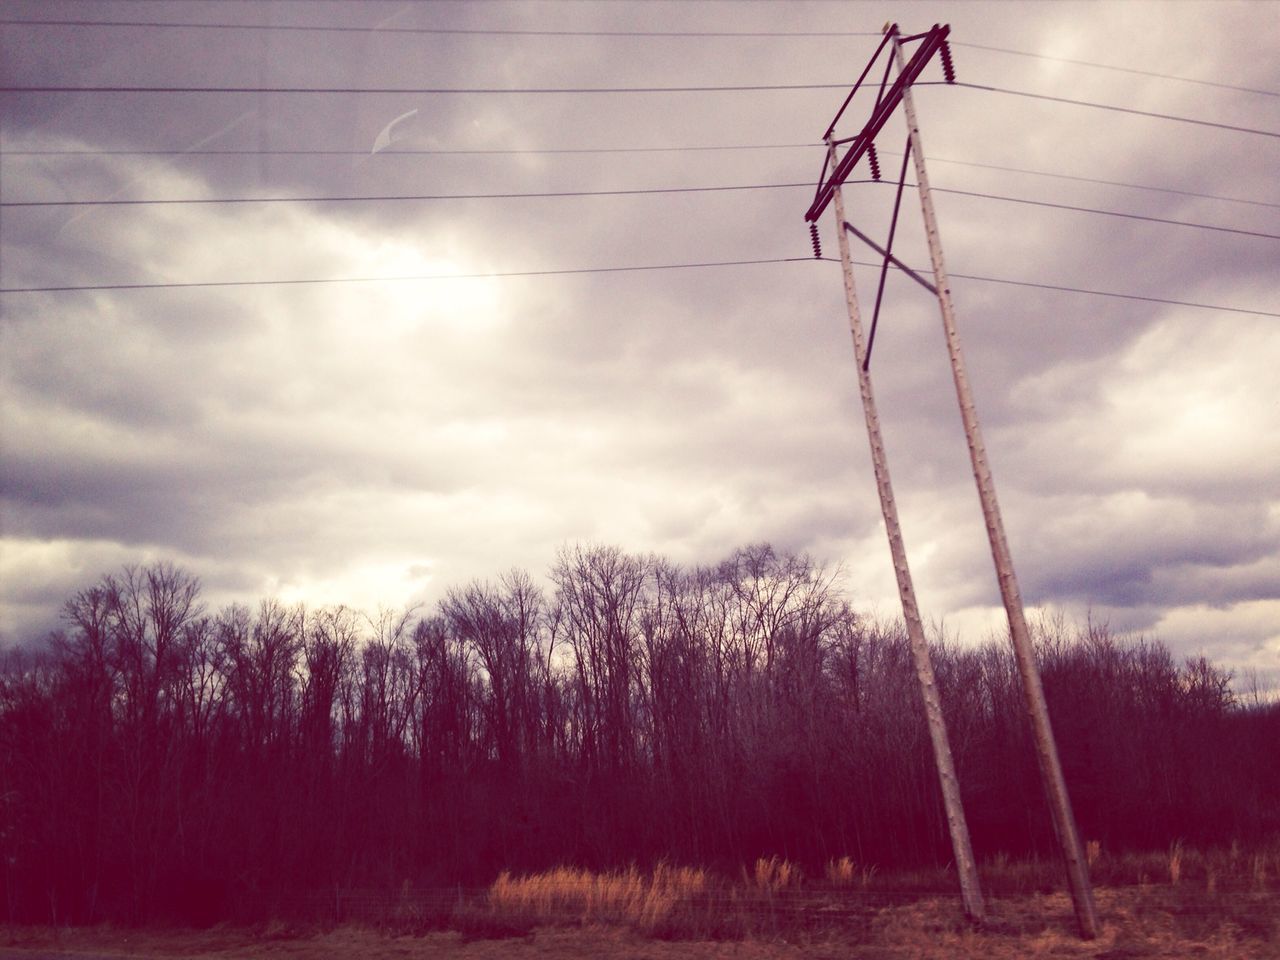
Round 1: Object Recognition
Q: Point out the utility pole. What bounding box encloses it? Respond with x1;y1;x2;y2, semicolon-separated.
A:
887;25;1100;939
827;143;985;925
804;22;1099;940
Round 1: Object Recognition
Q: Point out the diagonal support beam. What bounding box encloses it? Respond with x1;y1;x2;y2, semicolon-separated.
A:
843;221;937;294
864;138;916;370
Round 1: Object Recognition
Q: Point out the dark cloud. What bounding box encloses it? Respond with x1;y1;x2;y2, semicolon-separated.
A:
2;1;1277;668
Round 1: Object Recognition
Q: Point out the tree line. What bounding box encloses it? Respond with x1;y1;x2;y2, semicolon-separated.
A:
2;546;1276;924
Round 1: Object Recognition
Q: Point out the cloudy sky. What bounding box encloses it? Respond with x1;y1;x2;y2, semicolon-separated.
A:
2;1;1277;682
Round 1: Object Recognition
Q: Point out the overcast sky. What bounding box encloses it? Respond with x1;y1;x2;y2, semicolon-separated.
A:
1;0;1277;683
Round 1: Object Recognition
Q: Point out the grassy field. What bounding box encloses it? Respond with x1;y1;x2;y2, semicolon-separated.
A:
6;845;1278;959
5;884;1278;959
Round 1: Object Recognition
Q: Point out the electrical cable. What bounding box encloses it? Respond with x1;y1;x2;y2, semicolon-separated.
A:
8;182;1271;243
0;257;819;294
880;153;1280;210
8;79;1275;141
3;17;1275;101
0;82;852;94
7;144;1274;210
0;181;818;207
0;17;881;38
943;81;1280;139
4;258;1277;320
0;144;819;157
949;40;1279;98
929;187;1280;241
835;258;1280;319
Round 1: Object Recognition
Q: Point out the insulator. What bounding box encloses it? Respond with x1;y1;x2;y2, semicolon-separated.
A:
868;143;882;181
809;222;823;259
940;41;956;84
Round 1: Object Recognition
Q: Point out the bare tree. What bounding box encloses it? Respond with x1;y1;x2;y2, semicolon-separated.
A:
8;550;1279;923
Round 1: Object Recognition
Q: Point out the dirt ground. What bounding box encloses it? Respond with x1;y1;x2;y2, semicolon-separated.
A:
4;887;1277;960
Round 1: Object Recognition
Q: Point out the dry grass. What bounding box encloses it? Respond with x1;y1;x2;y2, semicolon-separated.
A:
1085;839;1101;869
824;855;875;888
6;842;1277;956
1168;839;1184;885
825;855;855;886
4;885;1278;959
975;837;1280;899
474;858;819;939
480;864;709;935
751;856;800;893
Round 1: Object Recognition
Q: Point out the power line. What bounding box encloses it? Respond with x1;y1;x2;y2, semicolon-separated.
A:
931;187;1280;241
884;153;1280;210
6;143;1274;210
0;144;818;157
9;79;1276;141
3;17;1275;102
947;81;1280;139
4;258;1277;319
0;17;879;37
0;82;851;95
950;40;1279;98
940;267;1280;319
9;181;1272;243
842;252;1280;316
0;181;818;207
0;258;817;294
